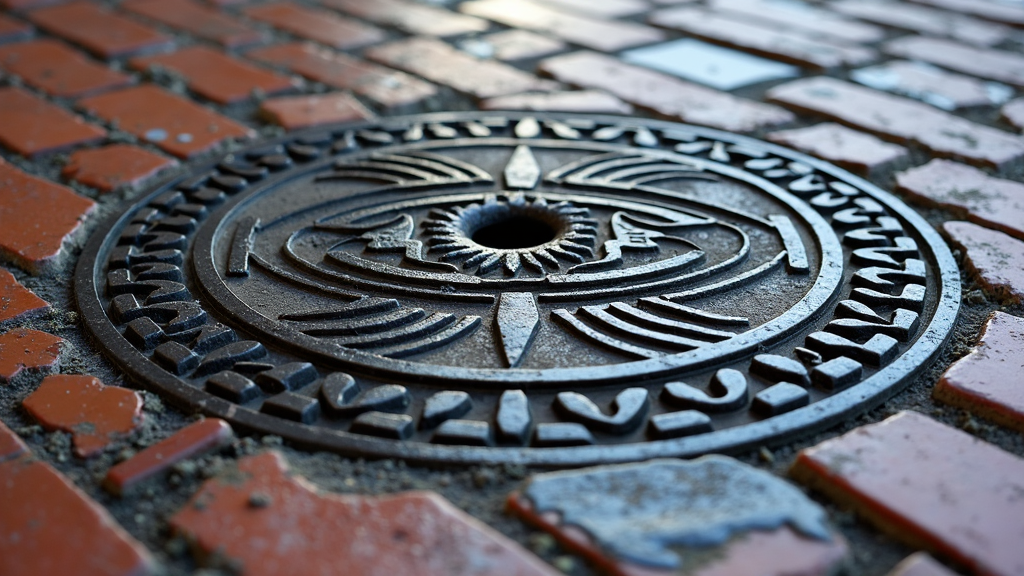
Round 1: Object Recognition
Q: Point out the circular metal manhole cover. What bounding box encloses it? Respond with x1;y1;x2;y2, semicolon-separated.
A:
75;113;960;466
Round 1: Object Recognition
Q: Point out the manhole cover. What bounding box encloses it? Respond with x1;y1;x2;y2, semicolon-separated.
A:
76;113;959;466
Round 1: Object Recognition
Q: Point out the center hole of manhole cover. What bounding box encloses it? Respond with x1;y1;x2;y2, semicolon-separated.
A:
472;215;556;249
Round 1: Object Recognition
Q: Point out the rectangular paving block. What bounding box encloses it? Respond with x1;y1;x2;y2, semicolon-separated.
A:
27;1;174;58
622;38;799;90
0;39;132;98
244;2;385;51
131;46;297;104
322;0;489;37
707;0;885;44
122;0;265;48
851;60;1011;111
768;123;908;177
832;0;1011;47
885;36;1024;88
259;93;375;130
942;221;1024;304
792;411;1024;576
908;0;1024;27
0;86;106;157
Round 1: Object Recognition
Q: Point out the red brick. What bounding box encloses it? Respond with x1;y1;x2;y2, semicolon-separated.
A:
122;0;264;48
508;457;847;576
767;77;1024;170
851;60;1010;111
322;0;489;37
0;158;95;273
62;144;176;192
367;37;558;99
171;451;559;576
895;159;1024;240
244;3;385;51
768;123;908;177
887;553;958;576
473;30;566;61
541;0;647;18
0;420;27;462
793;411;1024;576
935;311;1024;432
482;90;633;114
105;418;233;496
1003;98;1024;130
943;221;1024;304
27;1;173;58
131;46;296;104
0;268;48;323
908;0;1024;27
708;0;884;44
461;0;665;52
0;456;153;576
885;36;1024;88
0;14;31;42
23;374;143;458
650;7;876;70
248;43;436;108
0;87;105;157
0;0;57;9
0;329;61;383
259;93;374;130
540;51;793;132
832;1;1011;47
0;40;132;98
78;85;254;159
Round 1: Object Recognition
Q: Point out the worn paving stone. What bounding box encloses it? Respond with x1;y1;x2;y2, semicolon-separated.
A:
886;553;959;576
244;3;386;51
942;221;1024;304
0;453;154;576
0;419;27;462
767;123;908;177
78;85;254;159
0;329;62;383
707;0;885;44
649;7;876;70
105;418;233;496
62;144;176;192
767;77;1024;170
851;60;1011;111
0;158;95;273
122;0;265;48
896;159;1024;239
131;46;297;105
465;30;566;61
908;0;1024;27
482;90;633;114
791;410;1024;576
542;0;648;18
170;451;559;576
247;43;436;108
259;92;374;130
367;37;558;100
1002;98;1024;131
22;374;143;458
885;36;1024;89
322;0;489;37
832;1;1010;47
0;13;30;42
540;51;794;132
935;311;1024;432
0;86;106;157
27;1;174;58
461;0;665;53
508;456;847;576
0;268;48;324
0;39;132;98
622;38;799;91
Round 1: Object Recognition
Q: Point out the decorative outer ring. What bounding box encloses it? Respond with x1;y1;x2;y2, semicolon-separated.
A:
74;112;961;467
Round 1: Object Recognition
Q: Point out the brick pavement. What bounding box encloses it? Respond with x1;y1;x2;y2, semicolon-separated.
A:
0;0;1022;575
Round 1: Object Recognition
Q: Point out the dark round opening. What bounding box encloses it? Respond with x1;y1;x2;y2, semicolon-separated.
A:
472;215;557;249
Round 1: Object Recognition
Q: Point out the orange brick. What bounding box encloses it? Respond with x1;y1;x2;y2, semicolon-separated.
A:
0;40;132;98
122;0;265;48
28;1;174;58
245;3;385;50
131;46;297;104
0;87;106;157
62;144;176;192
259;93;374;130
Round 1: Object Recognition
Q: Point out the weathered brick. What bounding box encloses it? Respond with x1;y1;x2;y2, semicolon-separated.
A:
541;0;647;18
908;0;1024;27
943;221;1024;304
851;60;1011;111
0;268;48;324
461;0;665;52
935;311;1024;432
244;3;385;51
247;43;436;108
78;85;254;159
0;419;27;462
622;38;799;91
470;30;566;61
885;36;1024;88
767;77;1024;170
895;159;1024;239
62;144;176;192
832;0;1011;47
322;0;489;37
27;1;173;58
1003;97;1024;130
0;328;61;383
482;90;632;114
367;37;558;99
0;87;106;156
259;93;374;130
122;0;264;48
131;46;297;104
792;411;1024;576
540;51;793;132
0;158;95;273
0;14;31;42
650;7;876;70
768;123;908;177
708;0;884;44
0;39;132;98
